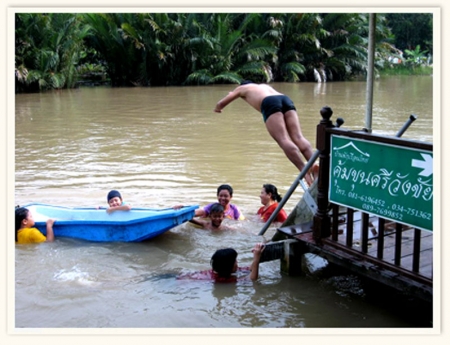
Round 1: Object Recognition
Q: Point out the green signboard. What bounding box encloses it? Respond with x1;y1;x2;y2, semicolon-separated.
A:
329;136;433;231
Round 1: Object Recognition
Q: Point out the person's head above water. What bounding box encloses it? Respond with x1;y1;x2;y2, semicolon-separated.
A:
107;190;122;202
240;80;254;85
215;184;235;209
217;184;233;197
262;183;282;202
15;207;30;233
209;202;224;214
210;248;238;277
107;189;124;207
209;203;225;228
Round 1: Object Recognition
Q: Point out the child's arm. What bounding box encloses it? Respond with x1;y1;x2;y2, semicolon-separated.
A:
220;224;236;231
194;208;207;217
249;243;265;281
45;219;55;242
173;206;206;218
189;218;207;229
106;204;132;214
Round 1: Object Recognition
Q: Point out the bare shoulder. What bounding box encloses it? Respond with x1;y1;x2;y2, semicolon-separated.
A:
237;83;264;96
242;83;278;94
259;83;278;92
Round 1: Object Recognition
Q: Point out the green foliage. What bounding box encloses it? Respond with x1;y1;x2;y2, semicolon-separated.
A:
380;65;432;76
385;13;433;54
15;13;90;92
404;45;429;67
183;13;274;85
15;12;434;92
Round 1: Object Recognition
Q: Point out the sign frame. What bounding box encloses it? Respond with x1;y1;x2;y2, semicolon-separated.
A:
329;135;433;232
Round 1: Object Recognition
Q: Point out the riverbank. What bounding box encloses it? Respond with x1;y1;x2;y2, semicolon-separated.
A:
380;65;433;76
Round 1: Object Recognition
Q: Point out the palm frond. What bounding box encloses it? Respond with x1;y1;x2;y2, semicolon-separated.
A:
185;69;214;85
210;72;242;84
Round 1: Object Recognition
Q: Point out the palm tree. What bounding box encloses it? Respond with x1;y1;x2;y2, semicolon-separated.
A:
185;13;276;85
15;13;90;92
140;13;200;85
15;13;405;90
84;13;203;86
82;13;143;86
274;13;322;82
308;13;368;81
316;13;394;81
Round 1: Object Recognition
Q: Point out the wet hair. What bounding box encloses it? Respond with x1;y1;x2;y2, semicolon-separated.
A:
107;190;122;202
263;184;282;202
209;203;224;214
15;207;29;242
210;248;238;278
217;184;233;197
240;80;254;85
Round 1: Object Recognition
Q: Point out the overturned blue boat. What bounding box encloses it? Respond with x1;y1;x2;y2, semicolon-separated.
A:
22;203;199;242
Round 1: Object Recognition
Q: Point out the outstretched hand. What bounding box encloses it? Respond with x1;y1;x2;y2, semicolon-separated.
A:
251;243;265;257
250;243;265;281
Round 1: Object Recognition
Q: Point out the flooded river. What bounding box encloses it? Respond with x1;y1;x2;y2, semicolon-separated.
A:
13;76;433;330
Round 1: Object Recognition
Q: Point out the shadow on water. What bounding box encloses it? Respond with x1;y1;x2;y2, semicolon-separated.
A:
316;263;433;328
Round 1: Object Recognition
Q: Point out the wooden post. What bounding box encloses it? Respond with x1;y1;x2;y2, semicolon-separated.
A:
313;106;334;241
280;239;303;276
258;240;304;276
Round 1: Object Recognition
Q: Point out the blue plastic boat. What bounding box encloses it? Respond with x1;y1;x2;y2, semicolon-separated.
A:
22;203;199;242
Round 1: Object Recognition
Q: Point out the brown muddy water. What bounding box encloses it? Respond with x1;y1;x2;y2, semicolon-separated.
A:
13;76;434;330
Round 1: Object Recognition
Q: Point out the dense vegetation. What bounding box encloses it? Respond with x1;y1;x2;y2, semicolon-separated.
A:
15;12;433;93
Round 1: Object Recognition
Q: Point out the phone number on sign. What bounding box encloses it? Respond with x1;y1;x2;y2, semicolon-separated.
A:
361;203;431;221
347;192;386;207
391;204;432;221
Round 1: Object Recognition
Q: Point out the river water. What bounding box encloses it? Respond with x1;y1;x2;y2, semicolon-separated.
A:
14;76;434;330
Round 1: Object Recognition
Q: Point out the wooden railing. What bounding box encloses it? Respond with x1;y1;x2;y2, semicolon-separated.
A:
313;107;433;288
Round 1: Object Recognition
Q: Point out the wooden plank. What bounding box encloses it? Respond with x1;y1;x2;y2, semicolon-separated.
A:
277;221;314;237
276;207;434;299
294;232;432;302
325;212;433;280
399;251;433;277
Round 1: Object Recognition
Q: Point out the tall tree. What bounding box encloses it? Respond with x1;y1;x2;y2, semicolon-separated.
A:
385;13;433;55
82;13;143;86
16;12;419;91
185;13;276;85
274;13;322;82
314;13;369;81
15;13;90;92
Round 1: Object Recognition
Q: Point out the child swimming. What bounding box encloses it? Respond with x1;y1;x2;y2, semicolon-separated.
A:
15;207;55;244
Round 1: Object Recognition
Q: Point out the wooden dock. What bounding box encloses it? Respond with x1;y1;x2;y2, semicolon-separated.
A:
260;107;433;305
273;210;433;303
